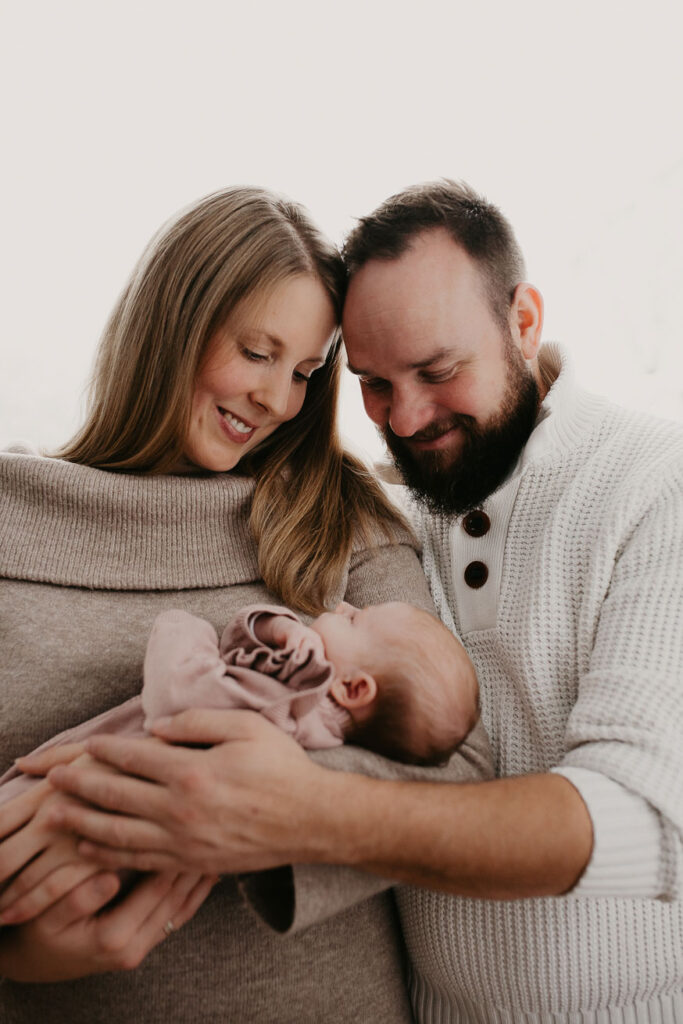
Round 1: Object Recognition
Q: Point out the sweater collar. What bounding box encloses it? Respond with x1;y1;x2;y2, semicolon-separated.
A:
516;342;607;473
0;451;262;590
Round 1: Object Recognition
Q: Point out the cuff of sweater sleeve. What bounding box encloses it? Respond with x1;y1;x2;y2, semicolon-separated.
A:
239;863;393;935
552;766;663;898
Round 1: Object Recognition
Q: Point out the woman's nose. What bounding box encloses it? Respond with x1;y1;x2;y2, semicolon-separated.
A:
252;372;293;419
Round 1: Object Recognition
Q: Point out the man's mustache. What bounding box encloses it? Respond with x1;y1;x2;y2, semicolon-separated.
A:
384;414;476;446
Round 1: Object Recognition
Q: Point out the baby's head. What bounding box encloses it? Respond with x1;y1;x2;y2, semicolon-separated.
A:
311;602;478;766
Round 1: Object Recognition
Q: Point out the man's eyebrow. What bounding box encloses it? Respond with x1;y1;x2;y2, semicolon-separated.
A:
346;347;455;377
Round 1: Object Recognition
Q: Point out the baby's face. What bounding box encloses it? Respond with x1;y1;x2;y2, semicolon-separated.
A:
311;601;412;676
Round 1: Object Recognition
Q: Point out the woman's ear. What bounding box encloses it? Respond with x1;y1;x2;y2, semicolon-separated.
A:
330;672;378;709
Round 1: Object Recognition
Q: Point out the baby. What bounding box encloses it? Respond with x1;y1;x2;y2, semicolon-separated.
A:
142;600;479;767
0;600;477;926
0;601;478;808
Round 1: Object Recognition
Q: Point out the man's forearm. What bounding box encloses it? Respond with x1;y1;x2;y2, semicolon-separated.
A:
311;770;593;899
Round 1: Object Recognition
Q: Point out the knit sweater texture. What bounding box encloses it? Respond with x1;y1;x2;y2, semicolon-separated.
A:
0;454;493;1023
397;344;683;1023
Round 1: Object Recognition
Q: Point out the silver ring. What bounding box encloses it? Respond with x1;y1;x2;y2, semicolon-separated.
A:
163;919;176;937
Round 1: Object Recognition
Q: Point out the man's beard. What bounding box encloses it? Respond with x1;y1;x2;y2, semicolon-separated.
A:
383;343;541;516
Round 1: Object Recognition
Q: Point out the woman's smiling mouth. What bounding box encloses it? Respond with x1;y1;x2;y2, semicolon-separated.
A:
216;406;258;442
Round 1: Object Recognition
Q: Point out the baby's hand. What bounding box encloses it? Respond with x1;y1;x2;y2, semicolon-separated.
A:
255;615;326;662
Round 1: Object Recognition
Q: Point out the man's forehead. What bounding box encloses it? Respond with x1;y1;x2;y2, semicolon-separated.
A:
342;288;465;374
344;235;484;328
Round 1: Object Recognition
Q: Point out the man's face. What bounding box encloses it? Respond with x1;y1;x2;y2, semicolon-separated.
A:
342;229;541;515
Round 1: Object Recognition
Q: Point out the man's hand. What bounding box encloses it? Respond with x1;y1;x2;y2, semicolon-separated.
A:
43;711;593;900
46;710;333;875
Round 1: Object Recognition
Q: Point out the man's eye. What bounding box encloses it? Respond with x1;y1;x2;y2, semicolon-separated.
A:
359;376;389;392
420;366;458;384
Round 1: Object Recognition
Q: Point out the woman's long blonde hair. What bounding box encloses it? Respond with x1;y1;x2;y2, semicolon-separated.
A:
57;186;405;613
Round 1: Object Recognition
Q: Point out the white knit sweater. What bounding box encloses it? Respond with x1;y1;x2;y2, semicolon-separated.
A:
396;344;683;1023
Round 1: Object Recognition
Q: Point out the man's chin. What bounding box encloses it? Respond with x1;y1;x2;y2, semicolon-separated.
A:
382;360;541;516
387;443;512;517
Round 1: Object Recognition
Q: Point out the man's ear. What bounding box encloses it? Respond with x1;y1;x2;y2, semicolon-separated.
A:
330;672;378;709
510;283;543;361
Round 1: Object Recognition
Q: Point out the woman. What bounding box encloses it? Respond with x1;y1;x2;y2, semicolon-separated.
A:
0;187;490;1023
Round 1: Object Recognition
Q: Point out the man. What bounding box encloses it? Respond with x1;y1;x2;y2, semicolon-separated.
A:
43;182;683;1021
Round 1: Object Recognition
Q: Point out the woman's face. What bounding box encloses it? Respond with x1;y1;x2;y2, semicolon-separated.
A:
183;275;337;472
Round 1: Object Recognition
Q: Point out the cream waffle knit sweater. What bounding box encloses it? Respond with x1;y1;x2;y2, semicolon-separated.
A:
397;344;683;1023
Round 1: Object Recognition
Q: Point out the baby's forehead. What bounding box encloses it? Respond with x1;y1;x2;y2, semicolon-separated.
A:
372;602;445;636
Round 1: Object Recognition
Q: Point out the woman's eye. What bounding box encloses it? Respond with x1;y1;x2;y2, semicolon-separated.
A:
241;347;269;363
293;370;312;384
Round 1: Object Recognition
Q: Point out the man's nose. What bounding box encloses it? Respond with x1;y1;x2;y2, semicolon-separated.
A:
387;388;436;438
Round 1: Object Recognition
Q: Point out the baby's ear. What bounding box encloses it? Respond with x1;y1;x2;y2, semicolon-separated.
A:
330;672;377;709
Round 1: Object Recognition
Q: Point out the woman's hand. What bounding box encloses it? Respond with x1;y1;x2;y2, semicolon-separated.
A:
46;710;333;875
14;742;87;776
0;780;87;889
0;831;103;925
0;754;122;923
0;868;216;982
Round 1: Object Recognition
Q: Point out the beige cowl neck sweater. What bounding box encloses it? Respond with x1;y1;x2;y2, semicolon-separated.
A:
0;450;493;1024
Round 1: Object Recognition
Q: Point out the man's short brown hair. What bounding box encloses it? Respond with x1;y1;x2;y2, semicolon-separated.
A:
342;179;526;328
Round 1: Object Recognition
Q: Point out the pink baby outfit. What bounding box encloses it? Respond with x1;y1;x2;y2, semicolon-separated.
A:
0;604;350;805
143;604;350;745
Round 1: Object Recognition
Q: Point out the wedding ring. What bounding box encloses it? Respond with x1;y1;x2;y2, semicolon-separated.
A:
163;919;176;937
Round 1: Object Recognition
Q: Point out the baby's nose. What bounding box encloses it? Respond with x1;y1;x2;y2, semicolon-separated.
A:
334;601;355;617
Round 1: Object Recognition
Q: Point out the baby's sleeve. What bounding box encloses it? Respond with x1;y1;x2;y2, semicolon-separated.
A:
142;610;228;724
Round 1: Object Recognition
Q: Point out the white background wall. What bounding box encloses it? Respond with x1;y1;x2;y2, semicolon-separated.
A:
2;0;681;463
